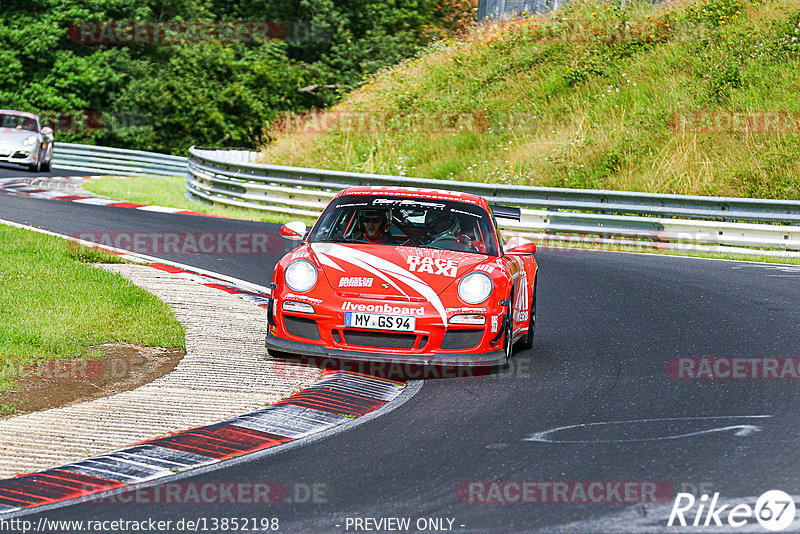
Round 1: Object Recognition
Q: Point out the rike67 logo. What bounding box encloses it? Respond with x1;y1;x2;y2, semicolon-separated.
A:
668;490;797;531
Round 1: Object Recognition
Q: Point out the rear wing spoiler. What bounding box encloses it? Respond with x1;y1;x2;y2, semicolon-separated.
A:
490;205;521;221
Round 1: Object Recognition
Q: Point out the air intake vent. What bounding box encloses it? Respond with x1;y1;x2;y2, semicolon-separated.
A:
343;331;416;349
284;316;320;341
441;329;483;350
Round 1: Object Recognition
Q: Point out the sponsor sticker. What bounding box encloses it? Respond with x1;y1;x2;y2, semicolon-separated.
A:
407;256;458;277
284;293;323;305
446;307;488;314
339;276;374;288
342;302;425;316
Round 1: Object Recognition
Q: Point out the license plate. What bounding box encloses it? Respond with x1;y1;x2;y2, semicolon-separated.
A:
344;312;415;332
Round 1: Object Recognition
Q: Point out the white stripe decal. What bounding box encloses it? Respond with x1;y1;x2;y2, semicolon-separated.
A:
312;244;409;299
316;250;344;271
312;243;447;324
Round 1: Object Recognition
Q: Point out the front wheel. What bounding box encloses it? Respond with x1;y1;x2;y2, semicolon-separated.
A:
516;279;536;350
502;302;514;365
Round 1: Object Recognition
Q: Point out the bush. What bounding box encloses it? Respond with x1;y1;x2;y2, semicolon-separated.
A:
0;0;466;154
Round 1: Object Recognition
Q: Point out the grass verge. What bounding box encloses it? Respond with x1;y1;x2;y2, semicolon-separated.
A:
0;224;185;394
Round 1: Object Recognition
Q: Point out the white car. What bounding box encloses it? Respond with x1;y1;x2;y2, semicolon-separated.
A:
0;110;54;172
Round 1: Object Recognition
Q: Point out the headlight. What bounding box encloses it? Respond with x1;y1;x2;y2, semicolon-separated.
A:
449;314;486;325
282;301;315;314
458;272;493;305
284;260;317;292
22;135;37;146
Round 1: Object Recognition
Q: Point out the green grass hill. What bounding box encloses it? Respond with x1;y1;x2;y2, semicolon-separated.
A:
260;0;800;199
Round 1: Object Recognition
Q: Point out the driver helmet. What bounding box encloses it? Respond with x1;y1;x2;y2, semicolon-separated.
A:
359;209;388;242
425;211;459;240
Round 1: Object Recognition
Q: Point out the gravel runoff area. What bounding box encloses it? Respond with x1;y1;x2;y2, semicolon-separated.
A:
0;264;323;480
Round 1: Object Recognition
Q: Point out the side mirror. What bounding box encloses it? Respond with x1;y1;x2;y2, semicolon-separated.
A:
40;126;53;136
280;221;308;241
507;242;537;255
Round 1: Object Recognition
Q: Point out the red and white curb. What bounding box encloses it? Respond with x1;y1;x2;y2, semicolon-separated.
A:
146;263;272;308
0;209;411;514
0;372;405;513
0;176;223;218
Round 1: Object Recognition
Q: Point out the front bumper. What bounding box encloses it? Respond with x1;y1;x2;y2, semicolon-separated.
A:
0;147;36;165
265;331;507;367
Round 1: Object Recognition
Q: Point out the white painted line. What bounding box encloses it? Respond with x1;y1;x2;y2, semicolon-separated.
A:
26;191;68;199
136;205;185;214
524;415;773;443
70;197;117;205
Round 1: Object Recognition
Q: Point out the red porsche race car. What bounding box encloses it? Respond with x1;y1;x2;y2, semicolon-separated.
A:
265;186;538;367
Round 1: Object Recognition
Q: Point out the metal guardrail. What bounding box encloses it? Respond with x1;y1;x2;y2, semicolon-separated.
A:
193;147;260;164
186;147;800;254
478;0;562;20
53;142;187;177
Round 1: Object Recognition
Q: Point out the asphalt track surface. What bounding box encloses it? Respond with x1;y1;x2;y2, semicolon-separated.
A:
2;174;800;532
0;162;87;179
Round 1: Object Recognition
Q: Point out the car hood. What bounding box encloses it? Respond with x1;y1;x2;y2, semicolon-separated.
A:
0;128;37;140
309;242;497;323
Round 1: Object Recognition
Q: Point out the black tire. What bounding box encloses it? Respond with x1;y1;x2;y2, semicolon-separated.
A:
28;158;41;173
41;158;51;172
515;278;537;350
502;299;514;365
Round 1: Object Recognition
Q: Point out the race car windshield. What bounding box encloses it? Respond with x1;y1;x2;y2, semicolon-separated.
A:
0;114;38;132
308;195;499;256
